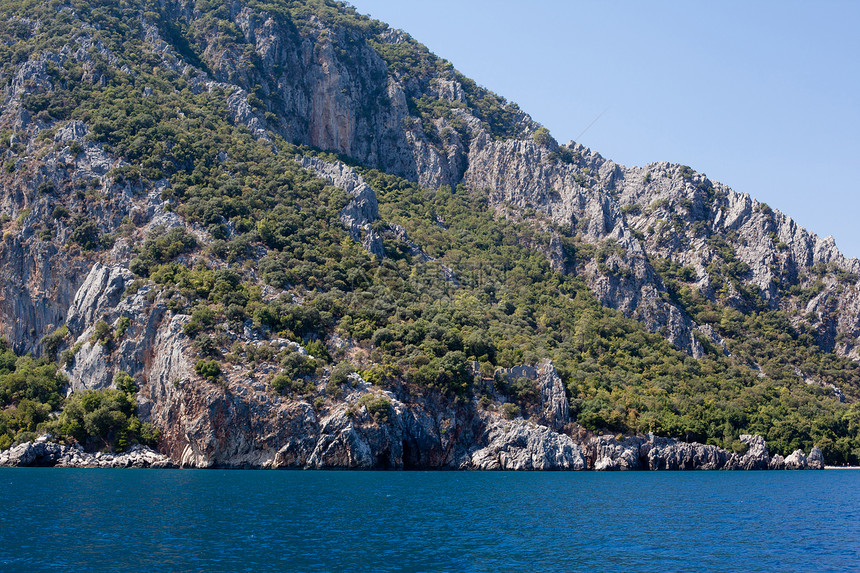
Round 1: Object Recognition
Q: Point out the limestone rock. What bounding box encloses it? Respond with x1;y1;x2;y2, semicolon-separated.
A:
0;439;175;468
536;359;568;431
807;446;824;470
590;435;645;470
784;449;808;470
298;156;384;258
467;418;587;470
645;436;730;471
768;454;786;470
736;434;770;470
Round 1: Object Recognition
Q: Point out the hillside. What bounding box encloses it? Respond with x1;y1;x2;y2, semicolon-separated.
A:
0;0;857;467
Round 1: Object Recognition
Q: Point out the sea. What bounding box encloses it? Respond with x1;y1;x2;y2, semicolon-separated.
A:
1;468;858;572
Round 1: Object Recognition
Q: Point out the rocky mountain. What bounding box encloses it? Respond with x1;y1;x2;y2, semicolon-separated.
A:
0;0;857;467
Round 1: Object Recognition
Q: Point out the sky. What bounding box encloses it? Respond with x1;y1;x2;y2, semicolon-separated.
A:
348;1;860;258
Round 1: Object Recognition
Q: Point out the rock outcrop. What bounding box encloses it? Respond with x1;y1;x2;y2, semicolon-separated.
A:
581;432;819;471
784;449;809;470
536;359;569;431
466;418;587;470
807;446;825;470
298;155;384;258
0;438;174;468
0;412;827;471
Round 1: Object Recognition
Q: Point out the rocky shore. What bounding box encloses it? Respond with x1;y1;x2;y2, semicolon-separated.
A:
0;430;824;471
0;437;175;469
465;425;824;471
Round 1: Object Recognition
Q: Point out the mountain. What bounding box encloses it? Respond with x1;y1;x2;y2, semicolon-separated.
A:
0;0;856;468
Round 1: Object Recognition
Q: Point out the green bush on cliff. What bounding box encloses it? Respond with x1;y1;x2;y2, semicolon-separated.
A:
40;326;69;362
357;394;391;423
130;227;198;278
195;360;222;382
532;127;557;148
50;371;160;452
0;343;67;448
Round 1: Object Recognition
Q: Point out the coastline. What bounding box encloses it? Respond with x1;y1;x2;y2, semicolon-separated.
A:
0;431;827;471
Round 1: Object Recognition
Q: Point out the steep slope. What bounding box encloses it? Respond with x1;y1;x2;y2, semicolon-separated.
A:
0;0;858;465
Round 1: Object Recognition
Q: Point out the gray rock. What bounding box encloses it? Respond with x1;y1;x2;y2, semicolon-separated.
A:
590;435;645;470
768;454;786;470
298;156;383;258
536;359;569;431
467;419;586;470
645;436;730;470
807;446;824;470
736;434;771;470
0;440;174;468
784;449;808;470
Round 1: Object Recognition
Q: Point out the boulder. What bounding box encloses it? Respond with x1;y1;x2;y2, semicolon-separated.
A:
536;359;569;431
736;434;770;470
590;435;645;470
807;446;824;470
768;454;786;470
467;419;586;470
0;439;175;468
784;449;808;470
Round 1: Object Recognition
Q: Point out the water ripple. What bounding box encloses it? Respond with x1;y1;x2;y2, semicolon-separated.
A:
1;469;859;572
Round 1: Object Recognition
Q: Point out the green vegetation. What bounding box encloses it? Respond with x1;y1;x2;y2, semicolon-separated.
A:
271;350;318;395
194;359;221;382
501;402;521;420
0;339;157;451
0;342;66;450
356;393;391;423
129;227;198;277
532;127;556;148
40;325;68;362
1;0;859;465
52;371;160;452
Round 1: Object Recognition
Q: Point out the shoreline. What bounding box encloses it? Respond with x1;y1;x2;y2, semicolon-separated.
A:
0;435;830;471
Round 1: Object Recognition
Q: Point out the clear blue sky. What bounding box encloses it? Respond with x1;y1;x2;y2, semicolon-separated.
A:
349;1;860;258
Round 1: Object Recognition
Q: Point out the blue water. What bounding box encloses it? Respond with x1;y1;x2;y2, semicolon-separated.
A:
1;469;859;572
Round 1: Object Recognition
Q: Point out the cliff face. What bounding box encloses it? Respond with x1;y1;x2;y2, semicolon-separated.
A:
0;0;856;467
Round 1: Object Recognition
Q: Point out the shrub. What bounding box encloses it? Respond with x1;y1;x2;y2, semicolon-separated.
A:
532;126;557;148
357;394;391;423
329;361;355;387
501;403;521;420
115;316;130;339
129;227;198;277
69;216;99;250
305;339;331;363
113;371;137;394
280;351;317;380
50;387;158;451
194;360;221;381
371;327;394;348
193;334;219;357
271;371;314;396
40;326;68;361
499;376;539;405
91;320;113;347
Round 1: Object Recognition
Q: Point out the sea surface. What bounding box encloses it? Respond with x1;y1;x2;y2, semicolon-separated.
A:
1;468;859;572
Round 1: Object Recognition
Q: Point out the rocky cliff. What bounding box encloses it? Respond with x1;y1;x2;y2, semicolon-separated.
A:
0;0;856;468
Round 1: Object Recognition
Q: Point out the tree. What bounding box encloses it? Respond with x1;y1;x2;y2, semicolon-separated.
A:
532;126;557;149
